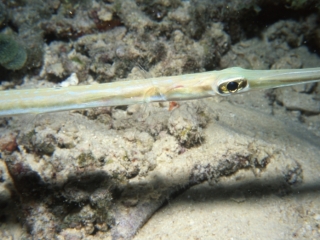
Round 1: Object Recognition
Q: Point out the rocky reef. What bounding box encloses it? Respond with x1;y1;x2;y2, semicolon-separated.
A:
0;0;320;239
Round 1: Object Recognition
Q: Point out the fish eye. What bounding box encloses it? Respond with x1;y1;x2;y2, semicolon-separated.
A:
226;81;239;92
217;78;248;94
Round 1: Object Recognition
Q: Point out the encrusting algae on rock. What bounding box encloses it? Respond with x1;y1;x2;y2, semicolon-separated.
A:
0;33;27;70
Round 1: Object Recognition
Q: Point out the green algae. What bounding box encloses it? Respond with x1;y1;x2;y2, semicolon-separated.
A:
0;33;27;70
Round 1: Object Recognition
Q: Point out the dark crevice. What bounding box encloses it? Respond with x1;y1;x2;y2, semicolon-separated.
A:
75;44;90;58
226;4;319;44
5;20;19;33
43;32;70;45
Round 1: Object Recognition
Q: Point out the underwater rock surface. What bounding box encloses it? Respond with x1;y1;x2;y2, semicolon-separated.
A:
0;34;27;70
0;0;319;239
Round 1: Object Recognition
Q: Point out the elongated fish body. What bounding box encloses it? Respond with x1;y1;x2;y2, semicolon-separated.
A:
1;67;320;116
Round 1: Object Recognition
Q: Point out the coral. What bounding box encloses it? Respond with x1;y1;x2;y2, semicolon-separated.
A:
19;129;56;157
134;0;182;21
63;204;97;235
27;203;58;239
168;102;209;148
284;162;303;185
